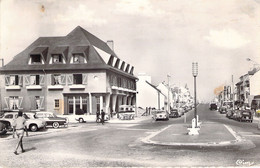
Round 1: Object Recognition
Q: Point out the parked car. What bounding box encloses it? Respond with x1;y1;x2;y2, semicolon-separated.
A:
226;109;234;119
35;111;68;128
118;105;135;120
152;110;169;121
0;112;46;132
209;102;217;110
236;109;253;122
75;114;89;123
169;109;179;118
0;120;8;135
219;101;233;114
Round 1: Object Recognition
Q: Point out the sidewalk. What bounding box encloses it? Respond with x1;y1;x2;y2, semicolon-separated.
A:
142;122;245;147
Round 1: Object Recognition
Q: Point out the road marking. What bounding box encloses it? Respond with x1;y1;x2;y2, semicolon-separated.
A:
224;124;243;141
141;125;172;144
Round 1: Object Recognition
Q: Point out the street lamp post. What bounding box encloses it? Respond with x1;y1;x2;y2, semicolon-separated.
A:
192;62;198;128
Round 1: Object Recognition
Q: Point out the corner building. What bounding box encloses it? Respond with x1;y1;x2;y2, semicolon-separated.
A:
0;26;137;117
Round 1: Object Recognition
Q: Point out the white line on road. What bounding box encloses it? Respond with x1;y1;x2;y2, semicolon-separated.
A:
224;124;243;141
141;124;172;144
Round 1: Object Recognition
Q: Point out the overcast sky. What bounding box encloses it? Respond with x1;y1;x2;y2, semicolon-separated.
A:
1;0;260;101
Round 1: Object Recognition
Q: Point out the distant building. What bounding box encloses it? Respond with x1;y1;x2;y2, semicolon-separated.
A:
0;26;137;118
248;69;260;106
136;73;158;109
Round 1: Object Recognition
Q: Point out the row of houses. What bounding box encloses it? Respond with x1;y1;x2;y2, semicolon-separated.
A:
217;67;260;110
136;73;193;111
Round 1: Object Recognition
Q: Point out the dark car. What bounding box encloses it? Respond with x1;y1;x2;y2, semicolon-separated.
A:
210;103;217;110
236;109;253;122
169;109;179;118
35;111;68;128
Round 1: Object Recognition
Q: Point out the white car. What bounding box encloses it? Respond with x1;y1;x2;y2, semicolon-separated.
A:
0;112;46;132
75;114;89;123
152;110;169;121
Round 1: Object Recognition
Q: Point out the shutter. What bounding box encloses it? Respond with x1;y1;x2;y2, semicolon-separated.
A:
18;75;23;86
83;74;88;85
51;74;54;85
18;97;23;109
5;75;10;86
60;74;66;85
4;97;10;109
30;96;36;110
25;75;30;86
40;75;45;86
40;96;45;110
67;74;73;85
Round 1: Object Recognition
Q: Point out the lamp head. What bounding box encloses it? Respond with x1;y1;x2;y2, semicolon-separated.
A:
192;62;198;77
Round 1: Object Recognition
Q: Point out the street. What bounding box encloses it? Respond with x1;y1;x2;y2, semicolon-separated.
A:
1;104;260;167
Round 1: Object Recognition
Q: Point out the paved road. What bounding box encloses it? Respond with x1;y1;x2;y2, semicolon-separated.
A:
1;104;260;167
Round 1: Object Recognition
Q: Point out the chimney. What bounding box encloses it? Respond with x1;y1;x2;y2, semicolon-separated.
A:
107;40;114;51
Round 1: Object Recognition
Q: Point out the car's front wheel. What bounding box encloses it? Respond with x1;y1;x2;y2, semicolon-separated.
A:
52;122;60;129
30;124;38;132
79;118;84;123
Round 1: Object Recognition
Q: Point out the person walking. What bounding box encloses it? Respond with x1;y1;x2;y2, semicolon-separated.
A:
96;110;100;123
13;111;28;155
101;110;105;125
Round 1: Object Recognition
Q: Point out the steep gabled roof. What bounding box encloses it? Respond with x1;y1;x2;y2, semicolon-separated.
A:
0;26;135;78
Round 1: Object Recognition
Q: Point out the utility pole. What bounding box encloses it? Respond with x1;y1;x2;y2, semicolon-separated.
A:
167;75;171;112
232;75;235;109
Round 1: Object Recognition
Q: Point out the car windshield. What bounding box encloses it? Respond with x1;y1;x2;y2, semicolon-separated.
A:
52;113;57;118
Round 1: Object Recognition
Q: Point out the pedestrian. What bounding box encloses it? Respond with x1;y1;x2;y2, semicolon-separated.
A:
96;110;100;123
13;111;28;155
101;110;105;125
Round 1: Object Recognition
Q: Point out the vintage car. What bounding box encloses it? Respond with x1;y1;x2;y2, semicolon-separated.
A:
226;109;234;119
209;102;218;110
219;101;233;114
35;111;68;128
118;105;135;120
0;112;46;132
169;109;179;118
236;109;253;122
152;110;169;121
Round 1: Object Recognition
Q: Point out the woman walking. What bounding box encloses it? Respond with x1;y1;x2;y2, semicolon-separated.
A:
13;111;28;155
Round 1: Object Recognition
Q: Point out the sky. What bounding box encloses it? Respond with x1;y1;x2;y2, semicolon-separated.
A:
0;0;260;102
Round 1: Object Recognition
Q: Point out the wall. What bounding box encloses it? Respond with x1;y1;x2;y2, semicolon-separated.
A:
136;74;158;109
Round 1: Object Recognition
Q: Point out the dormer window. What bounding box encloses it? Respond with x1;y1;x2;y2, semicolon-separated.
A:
72;54;86;64
71;46;88;64
29;47;48;65
31;54;42;64
52;54;63;63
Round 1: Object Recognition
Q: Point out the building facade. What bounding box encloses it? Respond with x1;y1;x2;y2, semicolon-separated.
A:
0;26;137;117
136;73;166;110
